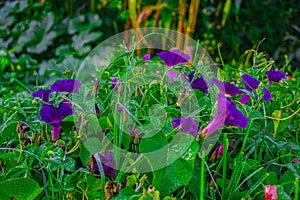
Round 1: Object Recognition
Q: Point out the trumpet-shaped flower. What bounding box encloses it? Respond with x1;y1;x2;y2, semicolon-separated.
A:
157;50;190;67
242;74;260;92
267;68;286;85
51;80;81;94
172;117;200;138
188;72;208;94
211;78;242;97
32;89;51;102
33;80;82;103
40;103;74;140
202;94;249;136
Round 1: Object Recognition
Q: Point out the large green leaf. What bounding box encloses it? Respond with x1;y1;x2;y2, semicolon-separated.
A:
140;133;199;197
0;178;43;200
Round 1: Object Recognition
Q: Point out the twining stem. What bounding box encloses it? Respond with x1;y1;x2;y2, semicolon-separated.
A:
265;107;300;121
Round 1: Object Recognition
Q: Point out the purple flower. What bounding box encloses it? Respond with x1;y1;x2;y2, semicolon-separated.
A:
143;54;151;60
172;117;200;138
93;153;115;179
40;103;74;140
157;50;190;67
110;77;118;89
239;94;251;104
202;94;249;136
212;78;242;97
32;89;51;102
51;80;81;94
267;68;286;85
242;74;260;92
262;87;271;101
33;80;82;104
188;72;208;93
292;158;300;163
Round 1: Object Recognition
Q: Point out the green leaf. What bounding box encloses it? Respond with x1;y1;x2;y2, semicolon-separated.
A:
61;157;76;172
72;31;102;51
140;133;199;197
188;158;201;197
113;186;136;200
0;122;17;142
77;174;102;199
277;185;291;200
266;171;278;185
0;178;43;200
277;113;290;133
271;110;281;136
80;145;91;166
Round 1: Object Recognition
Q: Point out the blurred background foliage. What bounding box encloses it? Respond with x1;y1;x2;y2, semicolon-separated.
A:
0;0;299;97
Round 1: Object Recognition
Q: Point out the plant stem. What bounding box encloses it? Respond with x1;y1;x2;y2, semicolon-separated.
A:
238;119;254;159
200;154;205;200
222;134;228;199
295;178;299;200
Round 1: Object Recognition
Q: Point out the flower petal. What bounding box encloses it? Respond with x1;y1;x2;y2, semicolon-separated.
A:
172;117;199;138
157;50;190;67
188;72;208;93
32;89;51;102
262;87;271;101
267;68;286;85
51;80;82;94
242;74;260;92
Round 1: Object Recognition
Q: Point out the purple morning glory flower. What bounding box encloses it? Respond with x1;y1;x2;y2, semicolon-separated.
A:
32;89;51;102
93;153;115;179
212;78;242;97
262;87;271;101
157;50;190;67
202;94;249;136
40;103;74;140
50;80;82;94
188;72;208;94
242;74;260;92
267;68;286;85
172;117;200;138
33;80;82;103
143;54;151;60
225;99;250;128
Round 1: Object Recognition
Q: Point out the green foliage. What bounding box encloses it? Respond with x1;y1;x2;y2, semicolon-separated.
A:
0;178;43;200
0;0;300;199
